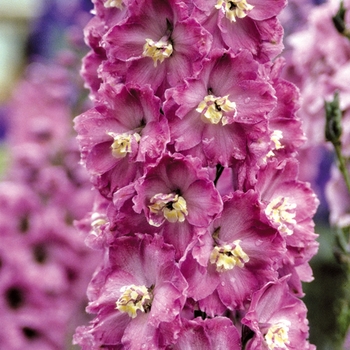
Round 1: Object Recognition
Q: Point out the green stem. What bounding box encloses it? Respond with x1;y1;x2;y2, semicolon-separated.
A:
334;229;350;347
334;142;350;194
325;92;350;347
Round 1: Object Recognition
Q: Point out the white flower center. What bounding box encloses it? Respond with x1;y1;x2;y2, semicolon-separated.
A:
148;193;188;225
265;196;296;236
116;284;152;318
215;0;254;22
266;130;285;159
143;38;173;67
265;321;290;349
210;240;249;272
196;95;237;125
108;132;141;158
90;212;108;236
104;0;123;9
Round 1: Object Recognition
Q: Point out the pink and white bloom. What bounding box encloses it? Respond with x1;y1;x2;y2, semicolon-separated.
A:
252;159;318;253
133;153;223;258
242;277;315;350
102;0;212;96
251;158;319;292
188;0;286;61
75;83;169;197
73;0;319;347
73;234;187;349
165;49;275;167
181;190;285;310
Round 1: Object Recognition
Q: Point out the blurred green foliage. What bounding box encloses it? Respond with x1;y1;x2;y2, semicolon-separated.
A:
0;144;9;177
304;223;346;349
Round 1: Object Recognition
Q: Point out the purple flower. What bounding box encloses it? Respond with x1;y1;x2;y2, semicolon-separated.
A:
132;153;223;258
263;58;306;161
189;0;286;61
242;277;315;349
326;165;350;227
165;49;275;167
0;54;101;349
73;234;187;349
180;190;284;310
102;0;212;96
171;316;241;349
249;159;319;293
73;0;320;346
75;83;169;197
253;159;319;252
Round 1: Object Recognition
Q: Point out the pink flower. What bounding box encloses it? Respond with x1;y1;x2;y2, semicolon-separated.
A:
81;0;132;99
252;159;318;252
102;0;212;96
7;62;72;149
242;277;315;349
132;153;223;258
171;317;241;349
0;58;100;349
74;0;320;346
250;158;319;292
165;49;275;167
74;83;169;198
180;190;284;309
189;0;286;61
326;164;350;227
73;234;187;349
264;58;306;161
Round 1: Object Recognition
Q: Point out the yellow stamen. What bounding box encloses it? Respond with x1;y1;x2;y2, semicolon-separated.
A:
265;321;290;349
196;95;237;125
104;0;123;9
210;240;249;272
215;0;254;22
265;196;296;236
116;285;152;318
143;38;173;67
108;132;141;159
148;193;188;225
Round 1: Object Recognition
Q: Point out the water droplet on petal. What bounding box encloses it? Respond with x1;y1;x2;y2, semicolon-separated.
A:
244;97;251;104
255;239;263;246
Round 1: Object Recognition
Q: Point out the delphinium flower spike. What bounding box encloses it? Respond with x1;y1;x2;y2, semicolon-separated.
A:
282;0;350;346
0;60;101;349
74;0;319;348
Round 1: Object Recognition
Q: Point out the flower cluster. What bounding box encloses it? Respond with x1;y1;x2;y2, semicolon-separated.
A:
280;1;350;345
286;0;350;228
74;0;319;348
0;60;100;349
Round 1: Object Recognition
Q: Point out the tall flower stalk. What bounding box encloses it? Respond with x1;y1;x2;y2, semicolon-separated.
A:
282;0;350;347
325;77;350;349
74;0;319;348
0;58;100;349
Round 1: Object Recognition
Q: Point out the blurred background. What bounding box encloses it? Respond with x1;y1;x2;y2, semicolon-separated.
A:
0;0;93;157
0;0;43;103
